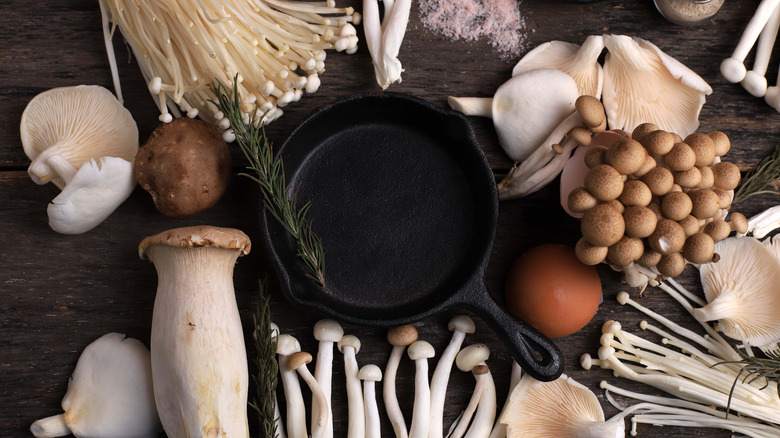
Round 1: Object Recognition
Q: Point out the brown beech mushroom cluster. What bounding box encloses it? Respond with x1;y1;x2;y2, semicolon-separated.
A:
569;124;747;287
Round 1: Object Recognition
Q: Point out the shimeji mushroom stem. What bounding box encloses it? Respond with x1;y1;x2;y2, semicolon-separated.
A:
498;135;579;200
722;0;780;83
448;373;485;438
446;97;492;118
30;414;70;438
278;335;307;438
463;368;496;438
339;335;365;438
312;320;343;438
360;365;383;438
408;341;435;438
384;325;418;438
488;361;521;438
743;4;780;97
288;352;329;438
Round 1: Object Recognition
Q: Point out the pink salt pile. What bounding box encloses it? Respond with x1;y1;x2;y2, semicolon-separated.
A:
418;0;529;59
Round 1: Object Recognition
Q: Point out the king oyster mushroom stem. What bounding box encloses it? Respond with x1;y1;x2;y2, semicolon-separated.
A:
408;340;435;438
429;315;475;438
138;226;251;438
742;3;780;97
30;333;161;438
360;364;384;438
339;335;365;438
722;0;780;83
286;352;330;438
312;320;344;438
277;334;307;438
384;325;419;438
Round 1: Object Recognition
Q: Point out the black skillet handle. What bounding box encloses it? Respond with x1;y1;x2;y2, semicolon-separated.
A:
458;285;564;382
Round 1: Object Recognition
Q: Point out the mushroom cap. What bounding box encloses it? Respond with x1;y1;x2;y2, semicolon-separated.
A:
696;237;780;347
285;351;313;370
21;85;139;189
36;333;161;438
358;364;383;382
491;68;579;162
387;325;418;347
455;343;490;371
276;334;302;356
47;156;136;234
500;374;624;437
338;334;361;354
649;218;686;255
623;205;657;239
448;315;476;334
575;237;608;266
407;340;435;361
138;225;251;260
602;35;711;138
581;203;625;247
313;319;344;343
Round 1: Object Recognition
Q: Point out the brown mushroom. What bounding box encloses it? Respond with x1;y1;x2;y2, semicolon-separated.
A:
581;203;625;247
730;212;749;234
575;237;608;266
657;252;686;277
697;165;714;189
649;218;686;255
641;167;674;196
605;138;646;175
633;155;657;178
711;162;741;191
568;187;599;213
661;192;693;221
134;118;232;218
682;232;715;264
584;145;608;168
684;133;716;167
674;167;702;188
637;247;662;268
631;122;659;141
707;131;731;156
679;215;701;237
640;130;675;156
703;219;731;242
619;180;652;206
664;142;696;171
689;189;721;219
607;236;644;266
623;206;657;238
584;164;624;201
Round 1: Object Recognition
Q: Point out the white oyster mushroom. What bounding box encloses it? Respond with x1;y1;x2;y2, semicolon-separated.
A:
512;35;605;98
30;333;160;438
602;35;712;138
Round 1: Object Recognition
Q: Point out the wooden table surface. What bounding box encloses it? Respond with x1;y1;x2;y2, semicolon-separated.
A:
2;1;779;437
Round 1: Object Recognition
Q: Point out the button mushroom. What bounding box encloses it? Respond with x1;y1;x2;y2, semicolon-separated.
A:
312;319;344;438
359;364;383;438
407;340;435;438
384;325;418;438
30;333;161;438
339;334;365;438
138;226;251;438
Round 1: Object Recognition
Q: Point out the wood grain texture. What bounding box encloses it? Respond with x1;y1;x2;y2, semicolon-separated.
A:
2;0;779;437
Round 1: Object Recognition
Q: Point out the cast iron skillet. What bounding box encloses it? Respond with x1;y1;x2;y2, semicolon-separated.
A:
261;92;563;381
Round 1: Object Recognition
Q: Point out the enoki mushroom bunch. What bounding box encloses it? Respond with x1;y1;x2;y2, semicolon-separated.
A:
99;0;360;132
569;124;748;287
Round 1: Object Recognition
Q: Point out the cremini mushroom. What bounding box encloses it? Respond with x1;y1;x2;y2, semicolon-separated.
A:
384;325;418;438
138;225;251;438
21;85;138;189
30;333;160;438
277;334;306;438
430;315;475;438
407;340;435;438
339;335;365;438
500;374;625;437
312;320;343;438
695;236;780;347
286;352;329;438
359;365;383;438
450;344;496;438
512;35;605;98
602;35;712;138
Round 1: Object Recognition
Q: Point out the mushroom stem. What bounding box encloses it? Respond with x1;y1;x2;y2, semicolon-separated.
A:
30;414;70;438
312;320;343;438
29;148;77;187
360;365;383;438
743;4;780;97
464;367;496;438
446;97;493;118
430;316;475;438
692;292;741;324
721;0;780;83
408;341;435;438
384;325;418;438
289;353;329;438
488;361;522;438
448;376;484;438
279;354;307;438
498;135;579;200
339;335;365;438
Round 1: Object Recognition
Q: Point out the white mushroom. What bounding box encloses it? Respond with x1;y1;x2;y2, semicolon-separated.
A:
359;364;383;438
312;319;344;438
277;334;307;438
602;35;712;138
500;374;625;437
721;0;780;83
270;323;287;438
384;325;418;438
138;226;251;438
512;35;605;98
489;361;522;438
742;4;780;97
429;315;475;438
46;156;136;234
285;352;330;438
448;68;579;162
408;340;435;438
695;236;780;347
339;334;365;438
21;85;138;188
30;333;160;438
449;344;496;438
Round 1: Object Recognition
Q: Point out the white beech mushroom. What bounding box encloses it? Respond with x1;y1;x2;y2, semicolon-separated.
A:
500;374;625;437
339;334;365;438
602;35;712;138
695;236;780;347
270;323;287;438
742;3;780;97
488;361;522;438
277;334;307;438
312;319;344;438
721;0;780;84
512;35;605;98
359;364;383;438
30;333;160;438
138;226;251;438
407;340;435;438
285;352;330;438
449;344;496;438
429;315;475;438
384;325;418;438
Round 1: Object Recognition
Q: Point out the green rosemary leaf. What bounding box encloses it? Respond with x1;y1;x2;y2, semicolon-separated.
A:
251;279;279;438
211;77;326;287
733;144;780;204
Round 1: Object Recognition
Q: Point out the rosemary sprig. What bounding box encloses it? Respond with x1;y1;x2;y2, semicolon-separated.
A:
733;144;780;204
248;279;279;438
714;348;780;417
211;78;326;286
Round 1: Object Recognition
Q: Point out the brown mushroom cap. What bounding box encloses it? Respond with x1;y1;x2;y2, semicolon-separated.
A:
585;164;624;201
697;165;714;189
641;167;674;196
134;118;232;218
711;187;732;209
708;131;731;156
602;199;625;214
607;236;644;266
584;145;608;168
674;167;702;189
138;225;251;260
684;133;716;167
387;325;418;347
632;123;659;141
576;96;606;128
661;192;693;221
637;248;662;268
657;252;686;277
711;162;741;191
569;127;593;147
703;219;731;242
649;219;686;255
640;130;675;156
581;203;626;247
689;189;721;219
682;232;715;264
285;351;314;370
730;212;749;234
605;139;647;175
623;206;658;238
619;180;652;206
575;237;608;265
664;143;696;172
679;215;701;237
633;155;657;177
